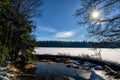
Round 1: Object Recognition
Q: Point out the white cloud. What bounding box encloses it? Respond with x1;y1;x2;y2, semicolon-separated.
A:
37;26;56;33
55;31;75;38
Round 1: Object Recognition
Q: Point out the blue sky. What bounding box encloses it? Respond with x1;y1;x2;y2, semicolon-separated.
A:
33;0;88;41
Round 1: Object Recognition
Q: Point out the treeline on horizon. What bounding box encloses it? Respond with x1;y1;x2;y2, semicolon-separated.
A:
37;41;120;48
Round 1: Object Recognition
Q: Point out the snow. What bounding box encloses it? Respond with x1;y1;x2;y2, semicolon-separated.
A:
93;69;117;80
34;47;120;63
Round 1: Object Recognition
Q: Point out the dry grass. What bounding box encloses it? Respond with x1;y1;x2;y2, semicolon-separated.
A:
57;53;71;56
8;64;20;73
25;63;36;69
81;54;91;59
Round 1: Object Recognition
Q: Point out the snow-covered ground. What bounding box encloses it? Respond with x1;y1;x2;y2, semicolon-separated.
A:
34;47;120;63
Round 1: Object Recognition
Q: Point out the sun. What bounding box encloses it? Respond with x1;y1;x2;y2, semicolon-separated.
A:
91;10;99;19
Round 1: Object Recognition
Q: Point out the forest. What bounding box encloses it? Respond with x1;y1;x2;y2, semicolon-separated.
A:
37;41;120;48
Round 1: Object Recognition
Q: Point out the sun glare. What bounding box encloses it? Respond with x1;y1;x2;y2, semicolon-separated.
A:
91;10;99;19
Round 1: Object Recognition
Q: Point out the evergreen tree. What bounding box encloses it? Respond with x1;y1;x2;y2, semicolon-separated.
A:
0;0;43;64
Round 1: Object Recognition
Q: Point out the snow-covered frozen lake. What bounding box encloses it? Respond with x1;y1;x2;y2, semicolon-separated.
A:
34;47;120;63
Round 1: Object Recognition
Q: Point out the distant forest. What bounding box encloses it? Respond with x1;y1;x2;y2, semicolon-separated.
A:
37;41;120;48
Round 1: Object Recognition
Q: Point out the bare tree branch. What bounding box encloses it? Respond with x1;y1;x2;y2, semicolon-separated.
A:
75;0;120;42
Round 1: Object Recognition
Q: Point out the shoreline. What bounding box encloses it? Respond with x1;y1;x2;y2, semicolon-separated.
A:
1;58;120;80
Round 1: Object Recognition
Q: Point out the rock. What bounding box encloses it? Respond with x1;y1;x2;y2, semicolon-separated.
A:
66;64;73;68
94;66;104;70
65;59;80;69
72;64;79;69
83;66;91;70
83;62;96;67
69;60;79;64
82;62;94;70
66;63;79;69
